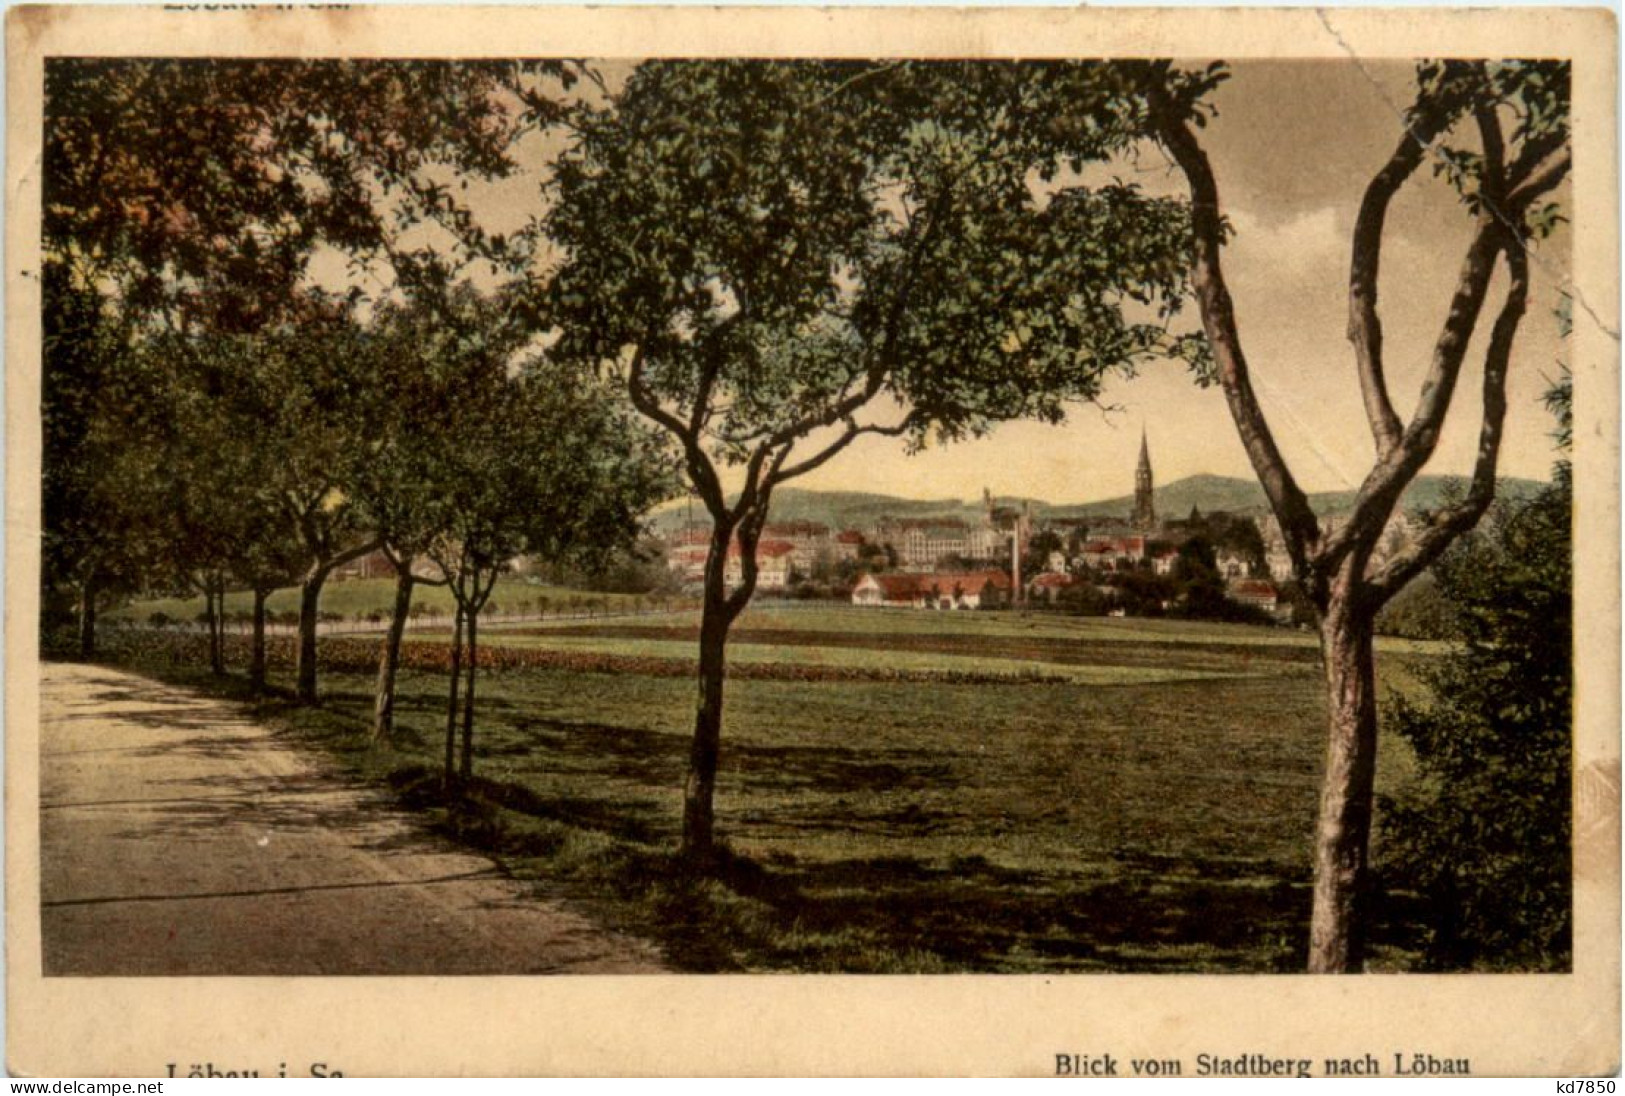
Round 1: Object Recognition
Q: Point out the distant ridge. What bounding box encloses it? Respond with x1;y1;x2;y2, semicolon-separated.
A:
1061;473;1547;521
649;473;1549;532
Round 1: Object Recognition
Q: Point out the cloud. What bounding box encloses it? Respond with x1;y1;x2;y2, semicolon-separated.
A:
1225;204;1348;279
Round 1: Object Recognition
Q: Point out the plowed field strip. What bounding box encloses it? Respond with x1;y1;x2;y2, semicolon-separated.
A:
489;624;1321;670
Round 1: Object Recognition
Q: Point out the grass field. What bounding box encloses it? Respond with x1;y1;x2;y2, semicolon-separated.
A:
98;604;1438;973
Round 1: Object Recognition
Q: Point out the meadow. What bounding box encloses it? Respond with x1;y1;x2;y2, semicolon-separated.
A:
95;602;1440;973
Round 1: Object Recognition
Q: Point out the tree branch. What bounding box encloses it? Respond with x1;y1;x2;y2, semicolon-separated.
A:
1368;242;1528;600
690;354;724;438
723;499;770;622
772;413;919;484
627;344;730;523
1505;145;1572;212
327;536;383;572
1322;219;1505;568
1149;80;1321;577
625;345;689;440
1347;97;1458;455
1475;101;1508;203
1504;129;1568;194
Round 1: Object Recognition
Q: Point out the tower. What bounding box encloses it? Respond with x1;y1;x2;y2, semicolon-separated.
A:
1132;428;1156;531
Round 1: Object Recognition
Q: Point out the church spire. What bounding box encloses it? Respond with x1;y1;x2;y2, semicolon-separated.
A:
1132;427;1156;530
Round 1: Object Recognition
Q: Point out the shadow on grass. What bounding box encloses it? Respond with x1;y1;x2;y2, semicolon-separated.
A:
663;847;1317;973
506;711;957;798
380;755;1320;973
64;657;1428;974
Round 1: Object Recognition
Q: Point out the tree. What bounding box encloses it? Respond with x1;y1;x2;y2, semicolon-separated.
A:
1379;370;1572;969
41;270;170;656
1172;536;1226;617
1022;529;1066;579
139;326;302;678
1147;60;1570;971
1380;471;1571;968
548;61;1201;858
44;59;570;317
247;304;389;704
347;295;482;742
426;350;672;792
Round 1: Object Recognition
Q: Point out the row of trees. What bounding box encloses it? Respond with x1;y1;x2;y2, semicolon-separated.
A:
44;57;1569;971
44;61;674;789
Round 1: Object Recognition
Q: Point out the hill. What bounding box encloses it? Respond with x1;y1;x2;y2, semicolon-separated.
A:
1064;473;1548;522
1052;474;1267;519
648;474;1550;533
650;489;1043;532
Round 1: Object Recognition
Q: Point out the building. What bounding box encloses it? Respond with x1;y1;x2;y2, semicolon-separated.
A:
1264;543;1294;582
1255;510;1417;582
1151;547;1180;575
851;573;921;608
850;570;1012;610
1229;578;1281;614
664;524;713;585
760;521;830;571
668;527;799;591
723;540;795;591
1216;550;1251;581
1078;535;1147;571
879;515;1004;571
894;518;973;569
832;529;866;560
1029;572;1078;603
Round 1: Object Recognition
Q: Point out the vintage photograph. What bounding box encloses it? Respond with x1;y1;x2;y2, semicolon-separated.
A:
8;4;1618;1078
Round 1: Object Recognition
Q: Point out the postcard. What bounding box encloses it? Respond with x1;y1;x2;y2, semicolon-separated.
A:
7;4;1618;1077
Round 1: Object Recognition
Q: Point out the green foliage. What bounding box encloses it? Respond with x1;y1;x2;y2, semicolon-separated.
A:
41;59;577;628
411;293;676;609
44;59;569;317
547;61;1202;463
1374;573;1459;641
41;268;168;613
1377;478;1572;970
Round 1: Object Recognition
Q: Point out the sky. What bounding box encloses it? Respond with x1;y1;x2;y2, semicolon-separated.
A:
773;60;1573;505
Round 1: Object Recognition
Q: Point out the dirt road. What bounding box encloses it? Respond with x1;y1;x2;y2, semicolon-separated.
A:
39;661;667;975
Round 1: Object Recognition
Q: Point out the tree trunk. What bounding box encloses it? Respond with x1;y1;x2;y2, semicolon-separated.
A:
459;605;478;782
442;605;464;794
77;572;98;660
295;570;325;704
373;566;415;743
1308;592;1380;973
682;575;731;860
206;581;225;675
250;587;268;691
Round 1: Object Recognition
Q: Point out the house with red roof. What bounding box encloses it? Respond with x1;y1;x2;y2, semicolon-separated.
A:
1028;571;1078;603
832;529;866;561
1079;535;1147;571
1228;578;1281;613
851;570;1011;610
